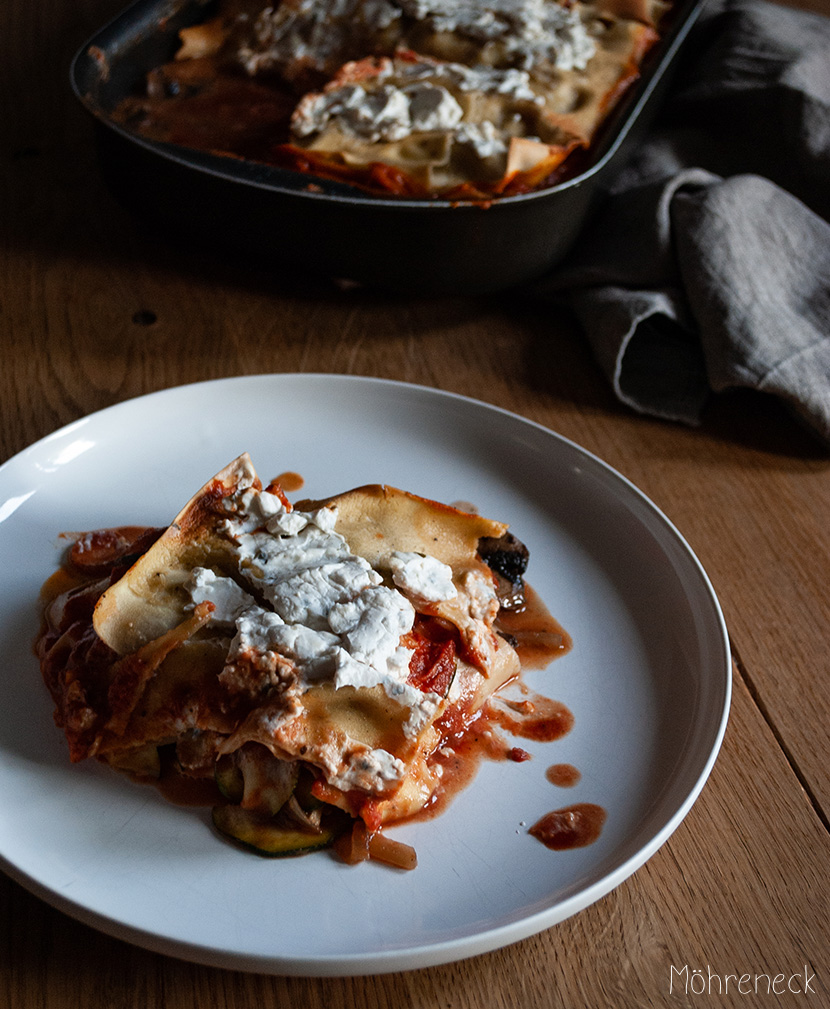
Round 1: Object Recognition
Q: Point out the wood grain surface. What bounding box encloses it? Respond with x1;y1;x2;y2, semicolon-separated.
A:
2;1;829;1006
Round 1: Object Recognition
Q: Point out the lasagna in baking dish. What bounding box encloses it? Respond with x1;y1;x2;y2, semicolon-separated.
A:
114;0;671;198
37;455;569;867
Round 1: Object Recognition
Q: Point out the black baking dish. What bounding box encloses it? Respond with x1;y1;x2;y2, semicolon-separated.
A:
71;0;703;295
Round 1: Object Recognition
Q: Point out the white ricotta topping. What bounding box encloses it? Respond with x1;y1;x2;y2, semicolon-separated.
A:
292;79;463;142
444;63;541;103
387;57;543;103
238;0;401;77
340;84;412;142
406;82;465;132
240;1;595;78
455;120;507;158
200;493;434;720
231;604;342;679
397;0;596;71
325;745;407;792
264;559;381;628
462;568;500;622
265;505;308;536
390;551;458;602
291;55;543;149
186;568;256;628
235;517;384;632
328;585;415;669
223;487;287;533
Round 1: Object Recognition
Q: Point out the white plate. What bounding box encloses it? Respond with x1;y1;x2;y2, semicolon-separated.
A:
0;374;730;976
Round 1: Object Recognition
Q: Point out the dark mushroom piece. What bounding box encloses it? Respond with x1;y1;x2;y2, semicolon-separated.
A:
478;532;529;611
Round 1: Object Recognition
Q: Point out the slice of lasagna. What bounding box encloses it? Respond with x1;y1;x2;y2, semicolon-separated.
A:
37;455;540;866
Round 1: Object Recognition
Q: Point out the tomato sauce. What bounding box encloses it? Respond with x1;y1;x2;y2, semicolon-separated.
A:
488;693;574;743
273;471;304;493
529;804;606;850
410;590;606;851
495;584;572;669
546;763;582;788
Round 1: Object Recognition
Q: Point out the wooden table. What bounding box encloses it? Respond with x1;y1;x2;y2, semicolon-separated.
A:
2;1;828;1006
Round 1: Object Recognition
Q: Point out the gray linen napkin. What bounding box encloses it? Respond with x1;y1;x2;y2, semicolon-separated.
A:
541;0;830;444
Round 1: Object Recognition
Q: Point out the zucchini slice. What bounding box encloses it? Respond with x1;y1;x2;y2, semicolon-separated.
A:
214;755;244;803
212;805;343;857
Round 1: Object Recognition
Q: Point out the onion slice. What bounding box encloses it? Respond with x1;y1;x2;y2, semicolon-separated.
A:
368;832;418;871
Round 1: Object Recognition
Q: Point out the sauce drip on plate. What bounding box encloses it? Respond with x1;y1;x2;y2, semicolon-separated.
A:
489;693;574;742
496;584;572;669
529;803;606;850
546;763;581;787
274;470;304;493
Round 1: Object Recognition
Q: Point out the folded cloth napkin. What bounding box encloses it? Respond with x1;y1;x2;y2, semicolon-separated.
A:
540;0;830;445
